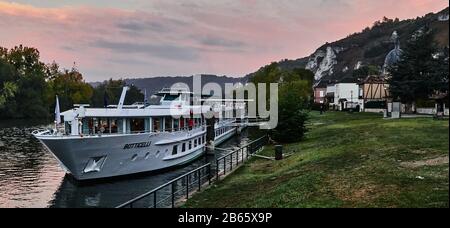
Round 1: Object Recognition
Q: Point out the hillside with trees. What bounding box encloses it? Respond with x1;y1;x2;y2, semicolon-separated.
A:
248;7;449;83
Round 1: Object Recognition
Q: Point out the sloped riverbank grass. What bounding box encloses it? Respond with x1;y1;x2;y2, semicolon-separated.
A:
185;112;449;208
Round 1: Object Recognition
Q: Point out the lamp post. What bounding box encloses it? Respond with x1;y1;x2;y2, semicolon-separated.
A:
350;90;353;109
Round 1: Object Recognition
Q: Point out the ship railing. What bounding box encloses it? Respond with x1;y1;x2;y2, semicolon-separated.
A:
52;125;207;137
31;129;56;136
116;163;212;208
116;135;269;208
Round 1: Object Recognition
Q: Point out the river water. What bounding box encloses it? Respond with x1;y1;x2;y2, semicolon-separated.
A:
0;120;254;208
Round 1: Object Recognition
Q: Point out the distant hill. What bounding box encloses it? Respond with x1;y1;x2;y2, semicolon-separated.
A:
91;74;247;95
250;7;449;83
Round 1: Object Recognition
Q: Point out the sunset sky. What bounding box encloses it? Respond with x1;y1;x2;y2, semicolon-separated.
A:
1;0;448;81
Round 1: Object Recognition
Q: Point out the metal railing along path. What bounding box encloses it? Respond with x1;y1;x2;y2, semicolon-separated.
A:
116;135;268;208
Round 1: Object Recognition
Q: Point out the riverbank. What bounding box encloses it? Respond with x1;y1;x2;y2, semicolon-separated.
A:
184;111;449;208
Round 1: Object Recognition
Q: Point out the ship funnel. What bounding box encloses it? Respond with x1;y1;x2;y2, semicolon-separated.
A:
118;86;130;109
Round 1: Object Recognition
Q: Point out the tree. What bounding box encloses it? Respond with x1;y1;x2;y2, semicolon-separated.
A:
429;47;449;95
388;27;441;107
250;62;312;143
1;45;96;119
0;81;18;109
45;66;94;112
1;45;49;118
271;81;310;143
91;79;144;107
353;65;380;79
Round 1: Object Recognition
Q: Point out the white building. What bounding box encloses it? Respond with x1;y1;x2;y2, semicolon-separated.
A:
330;83;362;111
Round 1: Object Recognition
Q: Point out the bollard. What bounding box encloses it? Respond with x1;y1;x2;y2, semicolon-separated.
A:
275;145;283;160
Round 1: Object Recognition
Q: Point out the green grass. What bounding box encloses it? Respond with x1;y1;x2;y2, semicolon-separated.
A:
184;111;449;208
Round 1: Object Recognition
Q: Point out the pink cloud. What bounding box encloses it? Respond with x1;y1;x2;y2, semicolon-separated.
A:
0;0;448;81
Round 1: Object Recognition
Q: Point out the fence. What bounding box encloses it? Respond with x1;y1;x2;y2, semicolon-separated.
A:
116;135;268;208
215;135;268;180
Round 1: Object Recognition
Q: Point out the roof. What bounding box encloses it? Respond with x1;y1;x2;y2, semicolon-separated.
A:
359;75;388;84
338;77;359;83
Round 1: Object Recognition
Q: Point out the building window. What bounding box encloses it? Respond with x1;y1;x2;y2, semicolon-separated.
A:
319;91;324;97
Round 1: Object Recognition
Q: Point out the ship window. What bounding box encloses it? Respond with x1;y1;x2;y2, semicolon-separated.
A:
185;119;189;130
145;152;150;160
180;117;185;130
172;145;178;155
194;139;197;147
110;119;118;133
164;117;172;132
164;94;179;101
131;154;138;161
155;150;160;158
153;117;161;132
182;143;186;152
130;118;145;133
189;141;192;150
99;118;109;134
174;118;180;131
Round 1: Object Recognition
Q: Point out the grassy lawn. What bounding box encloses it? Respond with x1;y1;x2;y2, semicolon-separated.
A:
184;111;449;208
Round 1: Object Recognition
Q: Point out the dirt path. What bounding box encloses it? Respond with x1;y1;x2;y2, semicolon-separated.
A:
400;156;449;168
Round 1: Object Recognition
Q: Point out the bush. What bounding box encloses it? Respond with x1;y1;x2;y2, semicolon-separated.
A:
270;81;309;143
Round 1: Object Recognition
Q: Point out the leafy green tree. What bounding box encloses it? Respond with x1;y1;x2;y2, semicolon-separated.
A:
1;45;49;118
353;65;380;79
250;62;312;143
429;47;449;95
0;82;18;109
1;45;96;119
45;65;94;112
271;81;310;143
388;27;442;105
91;79;144;107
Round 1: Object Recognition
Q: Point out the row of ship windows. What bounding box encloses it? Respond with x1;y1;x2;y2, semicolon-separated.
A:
130;135;206;162
171;135;207;156
215;126;232;137
129;128;232;161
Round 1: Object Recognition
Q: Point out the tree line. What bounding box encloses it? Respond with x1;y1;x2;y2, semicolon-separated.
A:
388;27;449;109
0;45;143;119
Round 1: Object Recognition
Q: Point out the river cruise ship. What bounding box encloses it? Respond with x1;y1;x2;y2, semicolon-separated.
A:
33;87;245;180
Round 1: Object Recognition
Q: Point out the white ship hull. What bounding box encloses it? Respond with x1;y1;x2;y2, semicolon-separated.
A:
35;126;239;180
35;128;208;180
